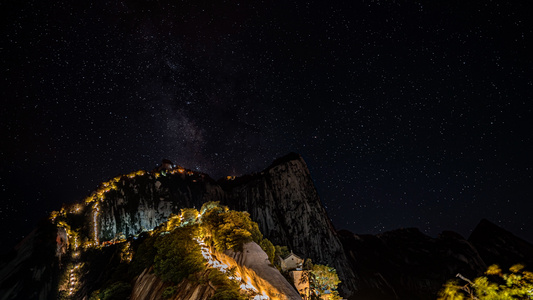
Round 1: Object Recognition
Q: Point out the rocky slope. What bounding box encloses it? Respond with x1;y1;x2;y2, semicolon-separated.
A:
131;267;215;300
129;240;304;300
98;171;225;240
220;242;302;300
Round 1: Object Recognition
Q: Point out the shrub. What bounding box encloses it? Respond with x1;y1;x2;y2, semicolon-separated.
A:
98;281;131;300
161;286;178;299
260;238;276;263
154;225;205;283
438;264;533;300
208;268;247;300
129;235;157;277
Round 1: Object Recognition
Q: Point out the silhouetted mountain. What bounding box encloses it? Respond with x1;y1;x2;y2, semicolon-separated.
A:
469;218;533;270
338;228;486;299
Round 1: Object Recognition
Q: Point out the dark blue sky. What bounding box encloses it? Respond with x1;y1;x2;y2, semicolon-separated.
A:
2;0;532;253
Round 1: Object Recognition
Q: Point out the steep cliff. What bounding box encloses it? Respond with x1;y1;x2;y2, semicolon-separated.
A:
220;153;358;296
98;172;225;241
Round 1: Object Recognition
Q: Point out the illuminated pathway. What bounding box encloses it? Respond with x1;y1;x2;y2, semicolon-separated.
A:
195;238;269;300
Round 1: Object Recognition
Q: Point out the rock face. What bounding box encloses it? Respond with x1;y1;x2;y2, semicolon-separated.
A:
98;173;225;240
220;153;358;296
220;242;302;300
131;267;215;300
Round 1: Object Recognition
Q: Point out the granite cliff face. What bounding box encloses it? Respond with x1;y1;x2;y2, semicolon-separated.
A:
98;172;225;240
219;154;358;296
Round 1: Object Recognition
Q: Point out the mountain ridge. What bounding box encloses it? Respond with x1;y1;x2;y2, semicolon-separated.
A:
1;153;532;300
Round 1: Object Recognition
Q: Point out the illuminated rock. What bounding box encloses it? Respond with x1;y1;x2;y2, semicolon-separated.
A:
219;242;302;300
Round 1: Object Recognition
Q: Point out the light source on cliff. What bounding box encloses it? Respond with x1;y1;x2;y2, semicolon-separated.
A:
71;204;82;214
194;237;269;299
93;202;100;246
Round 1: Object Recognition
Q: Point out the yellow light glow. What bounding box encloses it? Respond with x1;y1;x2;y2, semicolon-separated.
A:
93;203;99;246
194;238;268;299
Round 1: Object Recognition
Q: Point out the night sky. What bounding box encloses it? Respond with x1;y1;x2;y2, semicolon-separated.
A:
2;0;532;254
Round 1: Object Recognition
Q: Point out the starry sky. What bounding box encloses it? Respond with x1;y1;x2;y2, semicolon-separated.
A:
2;0;532;253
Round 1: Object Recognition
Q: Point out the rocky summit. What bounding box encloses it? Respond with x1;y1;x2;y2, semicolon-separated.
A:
1;153;532;300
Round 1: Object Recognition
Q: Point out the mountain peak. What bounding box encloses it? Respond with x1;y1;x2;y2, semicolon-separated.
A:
469;218;533;269
266;152;303;170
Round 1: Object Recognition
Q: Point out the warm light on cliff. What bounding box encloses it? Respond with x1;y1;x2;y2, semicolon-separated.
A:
93;203;99;246
195;238;270;299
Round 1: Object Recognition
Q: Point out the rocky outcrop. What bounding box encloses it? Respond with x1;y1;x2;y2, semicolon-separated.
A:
220;242;302;300
131;267;215;300
129;241;301;300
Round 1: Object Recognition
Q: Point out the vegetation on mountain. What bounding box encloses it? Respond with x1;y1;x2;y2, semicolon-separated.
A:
299;259;342;300
153;225;205;283
208;268;248;300
275;245;290;259
90;281;131;300
438;264;533;300
199;201;274;255
260;238;276;264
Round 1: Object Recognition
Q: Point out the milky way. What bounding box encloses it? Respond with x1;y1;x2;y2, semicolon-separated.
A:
2;0;532;253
